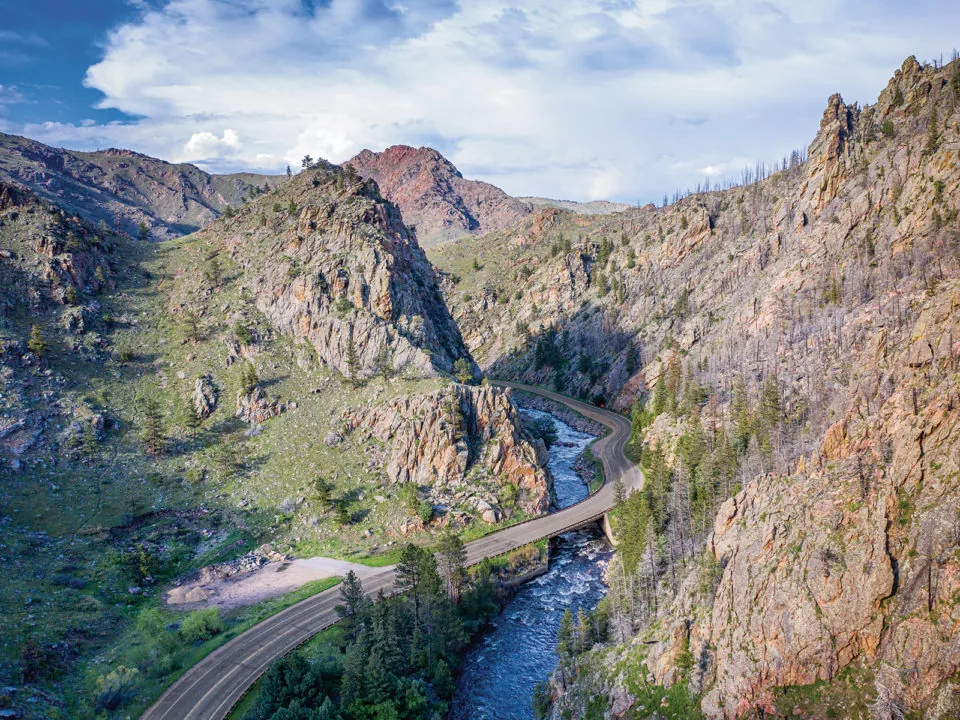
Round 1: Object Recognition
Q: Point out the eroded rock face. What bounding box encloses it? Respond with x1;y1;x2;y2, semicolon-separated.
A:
347;145;531;248
235;387;285;424
192;374;218;418
343;384;550;519
200;165;476;382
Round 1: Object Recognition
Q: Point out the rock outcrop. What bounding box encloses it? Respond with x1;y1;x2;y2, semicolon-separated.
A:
236;387;286;424
192;374;219;418
347;145;531;247
195;162;476;381
343;384;550;520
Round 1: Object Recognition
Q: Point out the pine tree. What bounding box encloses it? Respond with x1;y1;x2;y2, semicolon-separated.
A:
340;628;368;709
731;374;751;455
453;357;473;384
139;394;165;457
395;544;441;626
613;476;626;505
346;333;361;388
431;659;454;699
577;607;592;654
336;570;368;619
436;530;467;601
27;325;47;358
333;499;352;526
314;477;333;509
182;399;203;439
925;107;941;156
239;362;259;393
557;608;575;664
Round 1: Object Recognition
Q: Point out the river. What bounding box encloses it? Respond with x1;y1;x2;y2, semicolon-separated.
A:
449;409;614;720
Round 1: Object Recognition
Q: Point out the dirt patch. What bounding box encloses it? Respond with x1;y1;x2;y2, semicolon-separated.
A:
166;556;377;611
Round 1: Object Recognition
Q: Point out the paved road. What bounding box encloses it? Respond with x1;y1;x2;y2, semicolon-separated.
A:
141;382;643;720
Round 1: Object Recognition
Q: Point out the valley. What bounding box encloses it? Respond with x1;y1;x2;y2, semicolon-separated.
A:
0;50;958;720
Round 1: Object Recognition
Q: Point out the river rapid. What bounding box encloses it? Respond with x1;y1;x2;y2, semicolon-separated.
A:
449;409;614;720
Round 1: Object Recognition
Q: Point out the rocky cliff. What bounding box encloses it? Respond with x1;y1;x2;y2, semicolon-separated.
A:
343;384;550;523
0;132;281;240
439;56;960;719
188;160;476;381
346;145;532;247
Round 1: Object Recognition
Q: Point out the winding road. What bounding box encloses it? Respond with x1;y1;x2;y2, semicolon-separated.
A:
141;382;643;720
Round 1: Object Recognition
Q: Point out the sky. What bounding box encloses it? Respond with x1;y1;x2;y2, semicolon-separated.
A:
0;1;958;204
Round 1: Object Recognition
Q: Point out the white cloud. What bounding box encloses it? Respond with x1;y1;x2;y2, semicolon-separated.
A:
0;85;26;106
21;0;960;202
181;128;242;161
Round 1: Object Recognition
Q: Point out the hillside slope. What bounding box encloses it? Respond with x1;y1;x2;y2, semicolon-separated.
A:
434;55;960;718
0;132;282;240
0;157;547;719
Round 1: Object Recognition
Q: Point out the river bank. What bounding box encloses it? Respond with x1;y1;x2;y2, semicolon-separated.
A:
450;406;614;719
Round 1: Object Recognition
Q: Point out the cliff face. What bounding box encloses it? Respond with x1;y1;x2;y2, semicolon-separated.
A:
347;145;532;247
445;56;960;719
192;162;476;381
343;384;550;521
0;132;281;239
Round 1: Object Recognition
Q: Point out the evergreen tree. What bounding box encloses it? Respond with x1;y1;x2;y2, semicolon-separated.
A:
557;609;575;665
139;394;165;457
453;357;473;384
314;477;333;509
395;544;441;627
336;570;369;620
431;659;454;699
577;607;592;654
340;628;369;709
333;499;352;526
731;374;751;455
182;398;203;439
436;530;467;601
27;325;47;358
613;476;626;505
239;362;259;393
925;107;941;156
346;333;361;388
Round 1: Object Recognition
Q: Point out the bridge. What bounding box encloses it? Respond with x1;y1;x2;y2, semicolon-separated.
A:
142;381;643;720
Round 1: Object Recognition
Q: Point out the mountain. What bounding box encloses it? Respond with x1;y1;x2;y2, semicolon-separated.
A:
0;152;549;717
433;55;960;718
346;145;533;247
0;131;283;240
518;196;633;215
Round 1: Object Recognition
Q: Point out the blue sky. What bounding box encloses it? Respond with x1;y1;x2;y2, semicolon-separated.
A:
1;0;958;203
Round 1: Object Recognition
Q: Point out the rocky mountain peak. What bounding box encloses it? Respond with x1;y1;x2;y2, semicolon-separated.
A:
193;160;476;381
346;144;531;248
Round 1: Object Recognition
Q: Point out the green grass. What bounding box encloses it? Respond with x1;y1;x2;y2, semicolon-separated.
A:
97;576;342;719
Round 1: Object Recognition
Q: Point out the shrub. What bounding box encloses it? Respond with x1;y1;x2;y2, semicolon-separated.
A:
417;500;434;525
177;608;223;645
233;322;254;345
94;666;139;711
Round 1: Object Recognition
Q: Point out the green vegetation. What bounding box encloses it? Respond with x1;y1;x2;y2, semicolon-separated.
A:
236;543;500;720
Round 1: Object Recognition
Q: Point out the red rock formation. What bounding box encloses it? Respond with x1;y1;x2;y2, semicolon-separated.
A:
347;145;531;247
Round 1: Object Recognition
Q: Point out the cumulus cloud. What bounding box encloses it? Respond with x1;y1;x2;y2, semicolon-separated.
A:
21;0;960;201
181;128;242;161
